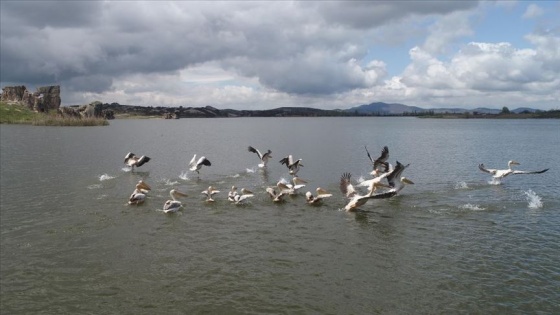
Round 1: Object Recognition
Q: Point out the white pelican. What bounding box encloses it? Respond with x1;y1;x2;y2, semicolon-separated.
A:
279;155;303;175
201;186;220;202
380;161;414;197
189;154;211;174
229;187;254;204
479;160;548;180
163;189;188;213
266;186;288;202
124;152;151;170
305;187;332;204
278;176;307;195
248;146;272;168
365;145;389;172
339;172;376;211
128;180;152;205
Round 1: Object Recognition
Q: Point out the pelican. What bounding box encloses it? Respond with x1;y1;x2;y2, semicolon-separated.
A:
248;146;272;168
365;145;389;172
378;161;414;197
230;187;254;204
279;155;303;175
128;180;152;205
189;154;211;174
305;187;332;204
339;173;397;211
124;152;151;170
266;186;288;202
201;186;220;202
163;189;188;213
278;176;307;195
479;160;548;180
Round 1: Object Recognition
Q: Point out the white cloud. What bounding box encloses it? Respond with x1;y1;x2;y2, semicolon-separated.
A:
523;4;544;19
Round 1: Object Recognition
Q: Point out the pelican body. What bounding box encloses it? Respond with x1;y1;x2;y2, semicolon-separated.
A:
163;189;188;213
479;160;548;180
248;146;272;168
124;152;151;170
202;186;220;202
128;180;152;205
229;186;254;204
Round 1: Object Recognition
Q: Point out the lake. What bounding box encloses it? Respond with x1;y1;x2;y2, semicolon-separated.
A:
1;117;559;314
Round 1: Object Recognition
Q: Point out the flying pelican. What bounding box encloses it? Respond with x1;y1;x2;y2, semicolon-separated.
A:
124;152;151;170
278;176;307;195
201;186;220;202
266;186;288;202
305;187;332;204
365;145;389;172
163;189;188;213
128;180;152;205
189;154;211;174
479;160;549;180
279;155;303;175
248;146;272;168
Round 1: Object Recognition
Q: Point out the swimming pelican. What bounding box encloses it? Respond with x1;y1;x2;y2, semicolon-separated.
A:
279;155;303;175
189;154;211;174
479;160;549;180
128;180;152;205
365;145;389;172
248;146;272;168
201;186;220;202
124;152;151;170
232;187;254;204
305;187;332;204
163;189;188;213
266;186;288;202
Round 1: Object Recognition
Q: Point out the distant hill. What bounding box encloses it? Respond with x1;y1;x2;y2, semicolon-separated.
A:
346;102;542;115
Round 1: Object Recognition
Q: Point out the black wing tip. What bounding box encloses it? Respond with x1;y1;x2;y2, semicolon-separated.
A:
248;146;256;152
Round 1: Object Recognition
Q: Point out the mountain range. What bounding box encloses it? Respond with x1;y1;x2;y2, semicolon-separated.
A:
346;102;542;115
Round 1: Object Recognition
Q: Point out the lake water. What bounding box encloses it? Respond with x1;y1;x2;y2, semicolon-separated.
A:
1;117;559;314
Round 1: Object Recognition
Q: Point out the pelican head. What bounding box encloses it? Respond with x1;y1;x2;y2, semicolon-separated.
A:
508;160;520;167
401;177;414;185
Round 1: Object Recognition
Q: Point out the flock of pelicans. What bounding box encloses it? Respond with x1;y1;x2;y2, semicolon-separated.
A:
123;146;549;213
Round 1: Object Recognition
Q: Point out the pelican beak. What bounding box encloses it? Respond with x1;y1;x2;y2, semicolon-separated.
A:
174;190;188;197
511;160;520;165
402;177;414;185
139;181;151;190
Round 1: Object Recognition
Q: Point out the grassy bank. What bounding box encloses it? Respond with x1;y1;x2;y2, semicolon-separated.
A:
0;102;109;126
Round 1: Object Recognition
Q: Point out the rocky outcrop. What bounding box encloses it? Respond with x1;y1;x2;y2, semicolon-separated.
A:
1;85;61;112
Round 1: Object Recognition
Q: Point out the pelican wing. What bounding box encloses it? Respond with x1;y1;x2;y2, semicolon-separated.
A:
248;146;263;159
197;156;211;167
340;172;357;198
386;161;409;188
373;146;389;170
368;190;398;200
189;154;197;169
124;152;135;163
478;163;497;175
135;155;151;167
512;168;549;175
280;155;294;167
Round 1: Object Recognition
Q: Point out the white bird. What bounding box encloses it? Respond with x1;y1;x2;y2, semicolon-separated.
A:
339;173;398;211
128;180;152;205
124;152;151;170
365;145;390;173
305;187;332;204
228;186;254;204
279;155;304;175
266;186;288;202
248;146;272;168
201;186;220;202
358;172;392;194
479;160;548;180
189;154;211;174
163;189;188;213
278;176;307;195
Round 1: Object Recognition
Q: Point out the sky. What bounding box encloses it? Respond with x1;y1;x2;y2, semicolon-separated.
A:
1;1;559;110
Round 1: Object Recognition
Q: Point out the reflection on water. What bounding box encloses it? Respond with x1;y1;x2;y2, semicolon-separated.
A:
1;118;559;314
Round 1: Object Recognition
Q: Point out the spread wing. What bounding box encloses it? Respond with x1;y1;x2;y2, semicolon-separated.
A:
478;163;497;175
373;146;389;170
248;146;262;159
340;172;357;198
386;161;409;187
512;168;549;175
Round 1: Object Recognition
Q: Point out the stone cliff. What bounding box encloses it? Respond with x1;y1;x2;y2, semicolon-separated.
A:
1;85;61;112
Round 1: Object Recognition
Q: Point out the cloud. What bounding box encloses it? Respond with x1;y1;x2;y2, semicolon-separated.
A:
1;1;558;110
523;4;544;19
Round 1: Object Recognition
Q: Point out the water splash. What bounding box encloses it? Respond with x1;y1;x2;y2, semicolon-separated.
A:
246;168;256;173
488;178;502;185
357;175;366;183
179;171;189;180
524;190;543;209
459;204;486;211
161;178;179;186
99;174;115;181
454;181;468;189
122;167;132;172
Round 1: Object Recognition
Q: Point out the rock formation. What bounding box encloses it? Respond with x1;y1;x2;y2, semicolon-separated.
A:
1;85;61;112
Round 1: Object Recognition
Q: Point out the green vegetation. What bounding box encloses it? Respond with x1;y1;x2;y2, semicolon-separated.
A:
0;101;109;126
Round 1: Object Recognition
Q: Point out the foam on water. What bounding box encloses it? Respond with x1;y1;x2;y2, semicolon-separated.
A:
161;178;179;186
488;178;502;185
454;181;469;189
246;168;256;173
179;171;189;180
121;167;131;172
524;189;543;209
459;203;486;211
87;184;102;189
99;174;115;181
